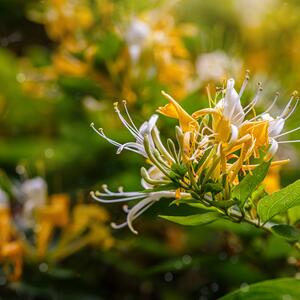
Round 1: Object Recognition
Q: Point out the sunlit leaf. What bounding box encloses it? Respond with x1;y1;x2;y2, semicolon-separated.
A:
232;161;270;207
258;179;300;223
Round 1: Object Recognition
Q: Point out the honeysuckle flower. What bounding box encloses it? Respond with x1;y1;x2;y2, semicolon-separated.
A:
92;75;298;234
192;76;262;143
91;187;190;234
20;177;47;228
91;100;160;158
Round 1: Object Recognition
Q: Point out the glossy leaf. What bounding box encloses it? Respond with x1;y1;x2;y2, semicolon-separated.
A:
258;179;300;223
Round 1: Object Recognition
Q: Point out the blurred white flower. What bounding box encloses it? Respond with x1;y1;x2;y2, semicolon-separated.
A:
0;189;9;208
195;50;242;83
234;0;278;28
125;18;150;62
20;177;47;227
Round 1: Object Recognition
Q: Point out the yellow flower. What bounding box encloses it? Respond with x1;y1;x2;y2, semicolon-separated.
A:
50;203;114;261
0;241;23;281
53;50;89;76
158;91;199;132
0;201;23;280
263;165;281;194
36;194;70;258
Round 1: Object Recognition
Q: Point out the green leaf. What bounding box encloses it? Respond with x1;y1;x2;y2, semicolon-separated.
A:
258;179;300;223
232;161;271;207
271;224;300;242
159;212;222;226
219;278;300;300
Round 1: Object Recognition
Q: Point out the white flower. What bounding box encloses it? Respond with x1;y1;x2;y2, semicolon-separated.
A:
20;177;47;227
217;78;245;127
214;77;262;143
91;186;190;234
257;92;299;154
91;100;159;158
261;113;285;137
196;51;242;83
125;18;150;62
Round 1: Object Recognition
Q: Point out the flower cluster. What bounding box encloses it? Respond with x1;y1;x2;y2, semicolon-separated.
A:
91;75;299;234
23;0;195;102
0;176;113;280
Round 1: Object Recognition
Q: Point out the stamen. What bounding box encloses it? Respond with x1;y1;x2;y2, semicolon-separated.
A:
274;124;300;139
239;70;250;98
284;98;299;120
206;85;213;107
123;205;130;213
277;140;300;144
250;92;280;121
96;190;145;197
99;185;143;197
280;91;298;119
114;102;143;142
264;92;280;114
127;198;156;234
90;124;121;147
116;142;146;156
243;83;263;115
111;221;128;229
90;191;146;203
102;184;112;194
122;100;140;132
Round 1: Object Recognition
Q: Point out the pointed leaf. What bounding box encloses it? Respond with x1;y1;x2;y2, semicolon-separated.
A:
232;161;271;207
159;212;222;226
220;278;300;300
271;224;300;242
258;179;300;223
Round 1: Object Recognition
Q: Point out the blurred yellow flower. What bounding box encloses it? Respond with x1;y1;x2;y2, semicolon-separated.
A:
36;193;70;258
0;191;23;280
263;165;281;194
